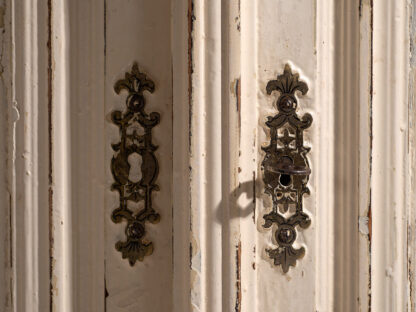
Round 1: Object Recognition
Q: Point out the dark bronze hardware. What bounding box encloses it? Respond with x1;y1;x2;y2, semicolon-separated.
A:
110;63;160;265
262;64;312;273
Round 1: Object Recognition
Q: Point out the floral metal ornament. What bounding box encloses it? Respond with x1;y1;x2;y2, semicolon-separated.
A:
110;63;160;265
262;64;312;273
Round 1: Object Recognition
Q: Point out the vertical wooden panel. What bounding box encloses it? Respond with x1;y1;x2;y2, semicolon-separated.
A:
49;0;105;310
240;1;258;311
67;1;106;311
358;0;372;310
189;0;222;310
333;0;360;310
11;0;50;311
372;0;410;310
104;1;173;311
408;2;416;310
239;0;363;311
254;1;317;311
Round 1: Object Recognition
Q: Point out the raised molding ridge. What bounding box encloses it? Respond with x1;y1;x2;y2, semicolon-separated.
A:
372;0;410;311
189;0;223;311
315;0;336;309
9;0;50;311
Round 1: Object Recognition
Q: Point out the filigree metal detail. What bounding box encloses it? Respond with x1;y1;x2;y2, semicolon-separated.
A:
262;64;312;273
110;63;160;265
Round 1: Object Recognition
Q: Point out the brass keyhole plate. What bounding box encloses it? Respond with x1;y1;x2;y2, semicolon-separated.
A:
110;63;161;266
262;64;312;273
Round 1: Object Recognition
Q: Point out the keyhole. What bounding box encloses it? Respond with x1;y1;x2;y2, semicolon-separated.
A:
280;174;291;186
128;153;143;182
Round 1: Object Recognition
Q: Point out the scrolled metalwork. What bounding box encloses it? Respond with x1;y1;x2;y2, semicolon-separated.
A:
262;64;312;273
110;63;160;265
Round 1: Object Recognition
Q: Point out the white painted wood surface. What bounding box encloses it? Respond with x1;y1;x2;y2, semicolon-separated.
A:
256;2;317;311
372;0;410;310
104;1;173;311
0;0;415;311
8;0;50;311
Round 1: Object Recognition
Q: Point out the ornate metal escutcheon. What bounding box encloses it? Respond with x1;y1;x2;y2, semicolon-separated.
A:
110;63;160;265
262;64;312;273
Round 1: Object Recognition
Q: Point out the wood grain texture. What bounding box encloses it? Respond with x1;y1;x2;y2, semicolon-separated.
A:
104;1;173;311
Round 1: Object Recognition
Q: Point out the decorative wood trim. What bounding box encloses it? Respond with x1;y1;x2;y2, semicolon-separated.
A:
49;0;105;310
239;1;258;311
189;1;223;311
372;1;410;310
331;0;361;310
9;0;50;311
315;0;336;309
408;2;416;310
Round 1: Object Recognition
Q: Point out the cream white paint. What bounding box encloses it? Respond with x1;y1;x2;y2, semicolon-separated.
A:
0;0;415;311
372;0;410;311
240;1;258;311
104;1;173;312
253;0;318;310
315;0;336;309
9;0;50;311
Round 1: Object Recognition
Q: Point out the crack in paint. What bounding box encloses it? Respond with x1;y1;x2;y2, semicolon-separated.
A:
235;241;241;312
368;0;373;310
47;0;55;310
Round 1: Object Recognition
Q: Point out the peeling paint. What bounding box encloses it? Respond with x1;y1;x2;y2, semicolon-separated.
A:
190;235;199;265
190;270;200;311
47;0;53;186
188;0;194;152
409;1;416;310
367;202;372;241
252;171;256;224
47;0;54;309
190;231;201;310
11;105;19;123
368;0;373;309
235;241;241;312
359;216;369;235
48;187;55;311
359;0;372;19
234;0;241;31
236;78;241;132
409;226;414;312
231;78;241;136
7;191;12;310
189;242;193;269
187;4;195;307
